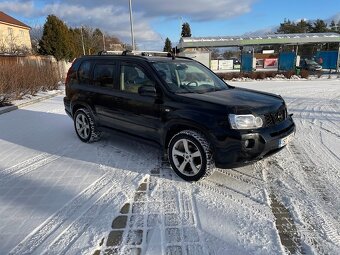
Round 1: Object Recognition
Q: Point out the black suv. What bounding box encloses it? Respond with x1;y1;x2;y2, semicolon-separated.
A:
64;52;295;181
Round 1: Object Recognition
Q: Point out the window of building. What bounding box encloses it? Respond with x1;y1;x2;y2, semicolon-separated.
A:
7;27;13;38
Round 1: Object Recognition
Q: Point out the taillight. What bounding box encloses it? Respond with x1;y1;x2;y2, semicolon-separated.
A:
65;68;72;85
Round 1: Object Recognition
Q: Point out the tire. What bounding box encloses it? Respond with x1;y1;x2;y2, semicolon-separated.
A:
168;130;215;181
74;108;101;143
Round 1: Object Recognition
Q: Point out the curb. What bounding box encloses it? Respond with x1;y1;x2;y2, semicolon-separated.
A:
0;91;64;115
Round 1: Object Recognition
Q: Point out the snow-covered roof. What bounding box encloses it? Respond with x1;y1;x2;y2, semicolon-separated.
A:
179;33;340;49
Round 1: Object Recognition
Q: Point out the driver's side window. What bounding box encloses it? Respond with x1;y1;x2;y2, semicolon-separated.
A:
120;64;155;94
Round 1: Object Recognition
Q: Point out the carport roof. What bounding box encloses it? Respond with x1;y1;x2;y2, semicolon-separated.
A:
178;33;340;49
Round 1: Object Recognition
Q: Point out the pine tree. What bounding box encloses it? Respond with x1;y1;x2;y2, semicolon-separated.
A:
311;19;328;33
163;37;172;52
39;15;72;61
68;28;83;59
181;22;192;37
296;20;312;33
277;19;297;34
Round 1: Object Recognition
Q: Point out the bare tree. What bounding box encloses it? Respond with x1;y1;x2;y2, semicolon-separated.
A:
30;24;44;54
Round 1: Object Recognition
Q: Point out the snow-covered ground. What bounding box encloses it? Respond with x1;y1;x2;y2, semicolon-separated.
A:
0;79;339;255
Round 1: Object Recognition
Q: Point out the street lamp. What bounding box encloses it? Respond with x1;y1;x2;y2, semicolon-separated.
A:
129;0;135;50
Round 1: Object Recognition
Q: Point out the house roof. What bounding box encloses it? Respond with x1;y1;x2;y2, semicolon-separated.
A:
0;11;30;29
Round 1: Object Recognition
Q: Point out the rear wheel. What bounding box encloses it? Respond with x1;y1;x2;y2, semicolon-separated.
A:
168;130;214;181
74;108;101;143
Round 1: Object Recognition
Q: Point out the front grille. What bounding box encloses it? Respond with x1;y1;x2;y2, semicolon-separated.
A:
263;107;287;127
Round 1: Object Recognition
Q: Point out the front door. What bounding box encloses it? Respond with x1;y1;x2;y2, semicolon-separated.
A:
115;62;163;142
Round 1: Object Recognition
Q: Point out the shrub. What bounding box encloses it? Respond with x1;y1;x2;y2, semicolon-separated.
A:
283;71;295;79
255;72;267;80
0;58;60;105
300;70;309;79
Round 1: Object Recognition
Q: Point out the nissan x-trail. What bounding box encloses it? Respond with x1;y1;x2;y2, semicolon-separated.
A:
64;52;295;181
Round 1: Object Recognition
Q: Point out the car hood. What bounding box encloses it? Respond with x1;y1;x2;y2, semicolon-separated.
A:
179;87;284;114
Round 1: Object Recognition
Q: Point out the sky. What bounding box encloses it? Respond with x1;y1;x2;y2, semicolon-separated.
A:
1;0;340;50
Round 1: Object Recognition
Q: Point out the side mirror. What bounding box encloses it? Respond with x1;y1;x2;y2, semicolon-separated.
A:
138;85;157;97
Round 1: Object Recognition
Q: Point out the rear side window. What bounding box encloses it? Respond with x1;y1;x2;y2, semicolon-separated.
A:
67;60;81;85
77;61;92;84
93;64;115;88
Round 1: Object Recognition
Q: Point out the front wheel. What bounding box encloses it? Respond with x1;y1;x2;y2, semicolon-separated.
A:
168;130;215;181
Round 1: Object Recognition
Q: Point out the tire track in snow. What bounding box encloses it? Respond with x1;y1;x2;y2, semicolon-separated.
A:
20;137;156;255
195;177;272;220
0;153;61;186
42;172;141;255
215;167;264;188
95;163;210;255
288;143;340;248
265;150;340;254
159;164;210;255
260;161;303;255
1;153;50;177
8;172;110;255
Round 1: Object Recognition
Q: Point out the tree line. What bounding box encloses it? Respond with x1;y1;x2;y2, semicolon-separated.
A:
277;18;340;34
38;15;122;61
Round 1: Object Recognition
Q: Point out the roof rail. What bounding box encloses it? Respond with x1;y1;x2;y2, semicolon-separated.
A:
98;50;124;55
98;50;172;57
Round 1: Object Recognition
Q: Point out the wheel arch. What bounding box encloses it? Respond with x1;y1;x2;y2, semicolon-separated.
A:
71;101;96;118
163;120;211;150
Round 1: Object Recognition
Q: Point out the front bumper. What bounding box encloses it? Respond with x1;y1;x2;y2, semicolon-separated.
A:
213;116;295;168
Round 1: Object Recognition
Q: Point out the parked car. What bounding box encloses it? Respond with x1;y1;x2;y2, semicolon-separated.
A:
64;51;295;181
300;59;322;71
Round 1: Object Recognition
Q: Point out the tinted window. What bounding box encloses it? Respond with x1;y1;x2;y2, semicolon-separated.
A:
93;64;115;88
120;64;155;94
67;60;81;85
77;61;91;84
153;61;228;94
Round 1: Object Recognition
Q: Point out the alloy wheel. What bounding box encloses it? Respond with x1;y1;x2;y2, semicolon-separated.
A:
171;138;202;176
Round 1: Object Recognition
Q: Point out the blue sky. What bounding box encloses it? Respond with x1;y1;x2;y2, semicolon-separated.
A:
1;0;339;50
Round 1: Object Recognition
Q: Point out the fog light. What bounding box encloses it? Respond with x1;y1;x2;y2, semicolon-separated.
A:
244;139;255;149
244;140;249;147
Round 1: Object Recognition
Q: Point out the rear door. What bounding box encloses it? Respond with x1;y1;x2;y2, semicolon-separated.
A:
89;59;123;128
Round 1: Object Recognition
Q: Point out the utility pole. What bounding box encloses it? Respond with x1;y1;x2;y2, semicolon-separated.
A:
129;0;135;50
102;33;106;51
80;26;86;55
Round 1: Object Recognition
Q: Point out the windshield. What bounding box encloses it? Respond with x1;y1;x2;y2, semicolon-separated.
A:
152;60;229;94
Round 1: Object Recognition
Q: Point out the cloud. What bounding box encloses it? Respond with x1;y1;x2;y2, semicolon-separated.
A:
0;0;257;49
131;0;256;21
0;0;35;17
41;3;162;48
67;0;256;21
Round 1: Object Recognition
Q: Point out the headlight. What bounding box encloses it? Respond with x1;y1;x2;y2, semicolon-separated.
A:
228;114;263;130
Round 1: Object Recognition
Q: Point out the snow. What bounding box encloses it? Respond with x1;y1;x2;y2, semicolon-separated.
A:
0;79;339;255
